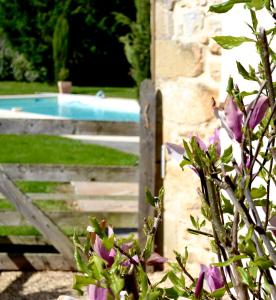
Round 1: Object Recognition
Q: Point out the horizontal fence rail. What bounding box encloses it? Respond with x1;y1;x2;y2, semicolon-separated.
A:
0;118;139;136
0;164;139;182
0;211;138;228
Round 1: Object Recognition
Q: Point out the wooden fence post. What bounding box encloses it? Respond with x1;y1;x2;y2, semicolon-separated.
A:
0;169;76;269
139;80;163;259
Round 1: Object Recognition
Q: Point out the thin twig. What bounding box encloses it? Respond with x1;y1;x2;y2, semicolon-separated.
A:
231;211;239;254
186;228;213;237
175;255;195;283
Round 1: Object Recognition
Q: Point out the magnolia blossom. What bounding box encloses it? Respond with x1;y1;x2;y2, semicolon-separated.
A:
224;96;243;143
224;95;269;143
88;284;108;300
166;128;221;165
195;271;205;299
195;265;224;298
94;235;116;267
146;252;168;265
166;142;185;164
247;96;269;129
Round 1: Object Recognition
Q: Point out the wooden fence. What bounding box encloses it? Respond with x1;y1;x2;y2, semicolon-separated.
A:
0;80;163;271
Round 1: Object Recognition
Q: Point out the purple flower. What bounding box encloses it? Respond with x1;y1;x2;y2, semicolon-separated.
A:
208;128;221;156
195;270;205;299
146;252;168;265
88;284;108;300
247;96;269;129
195;265;224;298
93;235;116;267
165;143;185;164
194;136;208;152
202;265;224;292
122;254;139;267
269;215;276;237
224;96;243;143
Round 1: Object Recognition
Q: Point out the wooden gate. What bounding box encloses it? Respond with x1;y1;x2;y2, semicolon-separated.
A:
0;80;163;270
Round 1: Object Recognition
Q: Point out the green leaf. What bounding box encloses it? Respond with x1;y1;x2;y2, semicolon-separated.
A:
89;217;103;236
209;286;227;298
144;235;154;260
236;61;257;81
146;291;160;300
213;36;254;49
253;256;274;269
237;267;255;287
221;194;234;214
110;274;124;296
213;254;247;267
139;267;149;298
73;275;97;294
221;145;233;164
250;9;258;31
102;235;114;251
164;287;179;299
250;185;266;199
240;90;258;98
153;274;168;288
209;0;251;13
245;225;254;240
167;271;184;291
146;189;158;207
183;140;193;161
226;76;234;95
74;247;88;273
190;215;198;229
247;0;266;10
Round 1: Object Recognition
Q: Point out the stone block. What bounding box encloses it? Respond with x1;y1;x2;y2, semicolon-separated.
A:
209;42;222;55
155;2;174;40
156;0;177;11
156;41;203;78
173;7;204;40
204;15;222;37
161;78;218;125
207;56;221;81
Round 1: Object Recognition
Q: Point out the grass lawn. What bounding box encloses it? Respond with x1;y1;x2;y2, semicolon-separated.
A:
0;199;71;212
0;135;138;165
0;81;137;99
0;133;138;237
0;225;86;236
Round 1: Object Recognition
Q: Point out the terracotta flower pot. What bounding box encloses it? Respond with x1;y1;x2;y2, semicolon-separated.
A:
57;81;72;94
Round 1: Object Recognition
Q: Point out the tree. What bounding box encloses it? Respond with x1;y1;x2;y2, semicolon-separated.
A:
115;0;151;88
0;0;135;85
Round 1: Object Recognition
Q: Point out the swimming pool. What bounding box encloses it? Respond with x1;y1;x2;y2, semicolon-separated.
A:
0;94;140;122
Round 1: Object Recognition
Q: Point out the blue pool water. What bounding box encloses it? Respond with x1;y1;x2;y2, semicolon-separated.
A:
0;96;139;122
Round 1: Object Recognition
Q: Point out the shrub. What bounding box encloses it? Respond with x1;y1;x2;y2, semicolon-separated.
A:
73;1;276;299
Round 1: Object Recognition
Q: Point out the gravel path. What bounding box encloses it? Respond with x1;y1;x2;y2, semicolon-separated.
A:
0;271;87;300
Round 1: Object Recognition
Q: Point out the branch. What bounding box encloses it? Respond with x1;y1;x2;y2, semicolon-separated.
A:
213;180;276;298
244;187;276;265
259;28;275;108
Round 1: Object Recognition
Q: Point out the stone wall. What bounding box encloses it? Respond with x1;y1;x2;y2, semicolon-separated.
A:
152;0;222;271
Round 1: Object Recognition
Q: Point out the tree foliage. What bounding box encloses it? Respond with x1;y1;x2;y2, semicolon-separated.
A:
0;0;136;85
115;0;151;88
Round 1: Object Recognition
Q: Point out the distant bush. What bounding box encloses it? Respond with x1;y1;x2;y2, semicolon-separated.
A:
0;31;45;82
